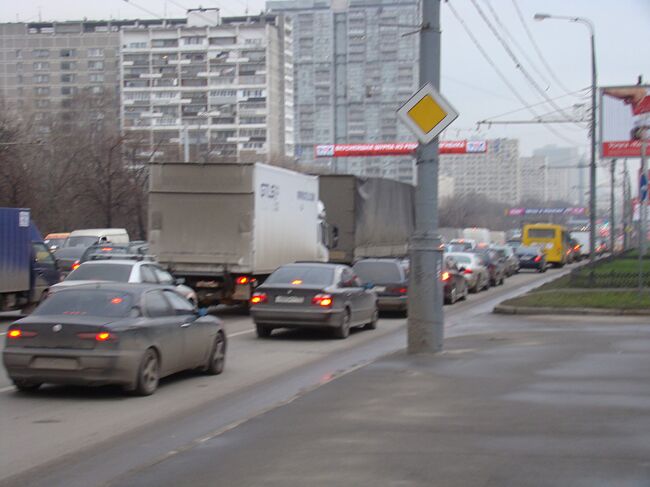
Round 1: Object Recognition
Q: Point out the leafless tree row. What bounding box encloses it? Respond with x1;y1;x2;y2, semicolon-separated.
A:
0;94;150;239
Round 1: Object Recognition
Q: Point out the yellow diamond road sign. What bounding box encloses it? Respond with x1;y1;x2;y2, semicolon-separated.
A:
397;83;459;144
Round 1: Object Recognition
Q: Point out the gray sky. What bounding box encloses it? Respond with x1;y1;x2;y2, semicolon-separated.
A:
1;0;648;167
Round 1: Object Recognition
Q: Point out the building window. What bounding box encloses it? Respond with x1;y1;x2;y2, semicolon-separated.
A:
15;49;22;59
90;86;103;94
60;49;76;57
61;86;77;96
89;73;105;83
61;73;75;83
32;49;49;58
36;99;50;108
151;39;177;48
60;61;76;70
88;48;104;57
182;36;204;45
33;74;49;83
33;62;49;71
34;87;50;96
128;42;148;49
88;60;104;70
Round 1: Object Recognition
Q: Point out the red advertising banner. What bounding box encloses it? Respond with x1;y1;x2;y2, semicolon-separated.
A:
603;141;650;158
314;140;487;158
600;85;650;158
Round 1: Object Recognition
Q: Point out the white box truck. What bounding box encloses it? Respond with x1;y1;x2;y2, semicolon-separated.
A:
148;162;329;307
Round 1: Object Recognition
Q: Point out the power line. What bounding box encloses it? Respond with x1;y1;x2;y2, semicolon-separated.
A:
510;0;577;96
484;0;552;91
469;0;580;128
121;0;163;19
444;0;578;146
479;88;589;122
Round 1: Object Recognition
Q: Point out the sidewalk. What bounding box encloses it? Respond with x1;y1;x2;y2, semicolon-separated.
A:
117;314;650;487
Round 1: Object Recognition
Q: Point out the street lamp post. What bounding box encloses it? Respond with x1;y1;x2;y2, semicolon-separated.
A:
535;13;597;264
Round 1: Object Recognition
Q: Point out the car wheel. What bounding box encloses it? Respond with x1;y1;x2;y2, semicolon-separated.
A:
133;348;159;396
499;274;505;285
461;283;469;301
12;379;42;392
333;309;351;339
450;287;457;304
256;323;272;338
364;309;379;330
205;331;226;375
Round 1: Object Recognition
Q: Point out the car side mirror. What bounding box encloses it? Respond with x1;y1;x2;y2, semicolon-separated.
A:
197;307;208;317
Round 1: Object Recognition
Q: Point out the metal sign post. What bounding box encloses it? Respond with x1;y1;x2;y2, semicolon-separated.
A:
639;140;648;293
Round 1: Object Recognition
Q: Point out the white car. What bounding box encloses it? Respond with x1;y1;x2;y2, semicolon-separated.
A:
50;259;198;304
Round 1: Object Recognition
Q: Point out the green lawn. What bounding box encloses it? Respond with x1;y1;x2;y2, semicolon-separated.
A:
502;290;650;310
579;259;650;274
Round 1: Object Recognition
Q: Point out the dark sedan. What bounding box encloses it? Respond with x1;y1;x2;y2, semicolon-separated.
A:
250;263;378;339
471;248;506;286
516;245;547;272
3;283;226;395
352;258;408;313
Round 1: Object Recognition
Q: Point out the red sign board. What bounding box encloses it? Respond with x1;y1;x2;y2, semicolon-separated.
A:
603;141;650;158
314;140;487;158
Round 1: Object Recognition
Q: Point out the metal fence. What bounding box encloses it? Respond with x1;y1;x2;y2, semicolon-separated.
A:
569;251;650;288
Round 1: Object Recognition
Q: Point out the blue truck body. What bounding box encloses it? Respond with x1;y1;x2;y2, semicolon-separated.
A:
0;208;60;311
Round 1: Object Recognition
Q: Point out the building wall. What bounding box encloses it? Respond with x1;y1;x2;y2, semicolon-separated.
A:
439;138;520;204
268;0;419;184
519;155;547;203
532;144;583;204
119;13;291;163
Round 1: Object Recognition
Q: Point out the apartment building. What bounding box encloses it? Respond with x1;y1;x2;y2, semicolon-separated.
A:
439;138;520;204
519;155;547;203
0;18;184;134
533;145;585;205
120;9;294;163
268;0;419;184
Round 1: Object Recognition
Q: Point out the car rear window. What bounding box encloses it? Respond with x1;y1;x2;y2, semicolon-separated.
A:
66;263;133;282
353;261;403;283
448;255;471;264
82;245;130;261
33;290;134;318
527;229;555;239
266;266;335;286
517;246;539;256
65;236;99;247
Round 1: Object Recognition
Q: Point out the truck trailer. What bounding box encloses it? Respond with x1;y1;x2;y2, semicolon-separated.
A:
148;162;329;307
318;175;415;264
0;208;60;313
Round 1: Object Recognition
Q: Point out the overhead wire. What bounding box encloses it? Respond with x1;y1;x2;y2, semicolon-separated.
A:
510;0;577;96
121;0;164;19
468;0;581;128
483;0;552;91
444;0;580;146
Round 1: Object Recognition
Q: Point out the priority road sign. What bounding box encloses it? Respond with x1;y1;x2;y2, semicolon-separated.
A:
397;82;459;145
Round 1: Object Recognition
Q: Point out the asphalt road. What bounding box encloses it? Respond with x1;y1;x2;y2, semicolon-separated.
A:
0;264;578;486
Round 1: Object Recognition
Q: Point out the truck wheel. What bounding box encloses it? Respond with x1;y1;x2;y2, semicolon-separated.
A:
333;310;351;339
13;379;42;392
256;324;272;338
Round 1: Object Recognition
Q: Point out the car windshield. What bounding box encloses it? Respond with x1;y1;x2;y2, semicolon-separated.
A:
65;236;99;247
353;261;402;283
266;266;335;286
517;246;539;256
33;289;134;318
66;263;133;282
448;244;470;252
448;254;472;264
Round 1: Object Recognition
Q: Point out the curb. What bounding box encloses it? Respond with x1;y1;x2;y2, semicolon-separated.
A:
493;304;650;316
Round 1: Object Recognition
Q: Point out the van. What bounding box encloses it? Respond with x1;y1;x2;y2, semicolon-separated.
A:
54;229;129;274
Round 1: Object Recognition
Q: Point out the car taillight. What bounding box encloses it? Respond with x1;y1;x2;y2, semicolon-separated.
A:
236;276;250;285
77;331;118;342
574;245;580;251
71;260;80;271
534;256;542;262
250;292;267;305
441;272;450;281
7;328;38;339
463;269;473;274
312;294;333;307
398;287;408;294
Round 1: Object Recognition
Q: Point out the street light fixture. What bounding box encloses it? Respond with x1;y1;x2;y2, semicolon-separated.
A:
534;12;598;265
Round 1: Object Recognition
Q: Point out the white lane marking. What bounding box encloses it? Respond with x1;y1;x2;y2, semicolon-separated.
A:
227;329;255;338
0;385;15;393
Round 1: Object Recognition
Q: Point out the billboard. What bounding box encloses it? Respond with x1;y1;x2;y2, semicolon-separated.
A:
600;85;650;158
314;140;487;158
506;207;588;217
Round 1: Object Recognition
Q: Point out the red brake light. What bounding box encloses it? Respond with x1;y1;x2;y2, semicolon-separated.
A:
101;247;113;252
574;245;580;250
250;292;267;305
77;331;117;341
398;287;408;294
71;260;80;271
236;276;250;285
441;272;450;281
312;294;333;307
534;256;542;262
463;269;473;274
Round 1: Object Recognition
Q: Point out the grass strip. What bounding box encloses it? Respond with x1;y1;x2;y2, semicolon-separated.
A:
502;290;650;310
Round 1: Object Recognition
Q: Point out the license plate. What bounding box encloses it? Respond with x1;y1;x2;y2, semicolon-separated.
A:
31;357;79;370
275;296;304;304
372;286;386;292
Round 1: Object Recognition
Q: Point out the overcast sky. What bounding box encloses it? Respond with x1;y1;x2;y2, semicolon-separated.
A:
1;0;648;170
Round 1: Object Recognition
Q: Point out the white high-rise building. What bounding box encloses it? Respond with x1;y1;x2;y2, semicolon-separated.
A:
440;138;520;204
120;9;294;163
519;155;548;203
268;0;419;184
532;145;584;204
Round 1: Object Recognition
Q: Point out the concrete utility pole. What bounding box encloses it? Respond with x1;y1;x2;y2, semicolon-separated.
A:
408;0;443;354
610;159;616;253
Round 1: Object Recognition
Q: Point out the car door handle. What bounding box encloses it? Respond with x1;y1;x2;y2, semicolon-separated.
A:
180;322;192;328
